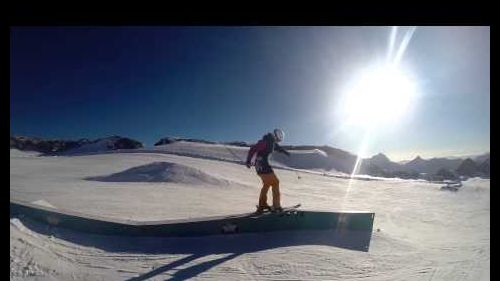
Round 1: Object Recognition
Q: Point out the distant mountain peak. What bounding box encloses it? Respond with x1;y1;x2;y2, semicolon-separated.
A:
407;155;425;165
370;153;391;162
10;135;142;154
462;158;476;164
456;158;481;177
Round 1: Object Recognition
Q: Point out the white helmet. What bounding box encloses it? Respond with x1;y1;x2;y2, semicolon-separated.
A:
273;128;285;143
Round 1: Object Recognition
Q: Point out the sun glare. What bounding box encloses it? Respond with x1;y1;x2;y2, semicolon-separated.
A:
341;64;416;129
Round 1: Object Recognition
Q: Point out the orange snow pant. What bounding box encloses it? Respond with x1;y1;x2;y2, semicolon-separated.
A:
258;172;281;208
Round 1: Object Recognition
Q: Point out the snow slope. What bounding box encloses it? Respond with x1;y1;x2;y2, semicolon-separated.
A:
62;141;342;174
10;148;490;280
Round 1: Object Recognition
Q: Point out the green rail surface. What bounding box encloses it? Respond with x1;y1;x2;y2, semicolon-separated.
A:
10;199;375;237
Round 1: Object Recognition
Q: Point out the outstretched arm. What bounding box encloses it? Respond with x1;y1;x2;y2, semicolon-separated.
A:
275;143;291;156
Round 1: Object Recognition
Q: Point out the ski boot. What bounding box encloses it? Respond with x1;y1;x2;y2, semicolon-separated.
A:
255;204;272;214
271;206;283;213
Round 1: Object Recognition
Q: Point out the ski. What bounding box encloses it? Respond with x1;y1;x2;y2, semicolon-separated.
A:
254;203;301;215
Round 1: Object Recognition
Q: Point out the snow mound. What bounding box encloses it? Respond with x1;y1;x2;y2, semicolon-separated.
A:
85;161;232;186
31;200;57;209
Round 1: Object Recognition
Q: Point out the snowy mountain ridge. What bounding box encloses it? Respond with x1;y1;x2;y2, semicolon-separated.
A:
10;135;490;180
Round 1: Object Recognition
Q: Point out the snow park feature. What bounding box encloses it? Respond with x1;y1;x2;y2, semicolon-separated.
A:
10;199;374;240
10;25;490;281
85;161;234;186
10;141;489;280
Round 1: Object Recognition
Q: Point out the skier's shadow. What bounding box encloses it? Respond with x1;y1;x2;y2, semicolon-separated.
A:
15;217;373;280
126;253;240;281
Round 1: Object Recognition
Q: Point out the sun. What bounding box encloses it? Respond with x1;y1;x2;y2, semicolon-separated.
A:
340;63;417;130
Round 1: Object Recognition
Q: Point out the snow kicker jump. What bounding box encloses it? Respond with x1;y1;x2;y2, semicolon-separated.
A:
10;199;375;238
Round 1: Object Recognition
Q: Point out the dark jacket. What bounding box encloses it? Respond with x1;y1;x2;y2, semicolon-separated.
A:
246;133;290;174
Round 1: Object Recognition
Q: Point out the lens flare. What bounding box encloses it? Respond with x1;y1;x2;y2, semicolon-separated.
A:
339;27;418;210
342;64;416;129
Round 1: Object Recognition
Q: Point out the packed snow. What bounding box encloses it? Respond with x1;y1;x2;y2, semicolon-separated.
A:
10;144;489;280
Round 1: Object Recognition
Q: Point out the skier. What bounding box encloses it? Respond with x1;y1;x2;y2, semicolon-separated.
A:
246;129;291;213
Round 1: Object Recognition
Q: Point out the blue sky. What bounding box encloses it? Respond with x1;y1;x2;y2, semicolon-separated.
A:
10;26;489;161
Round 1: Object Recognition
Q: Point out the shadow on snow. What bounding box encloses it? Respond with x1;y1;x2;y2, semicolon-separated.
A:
13;216;373;280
